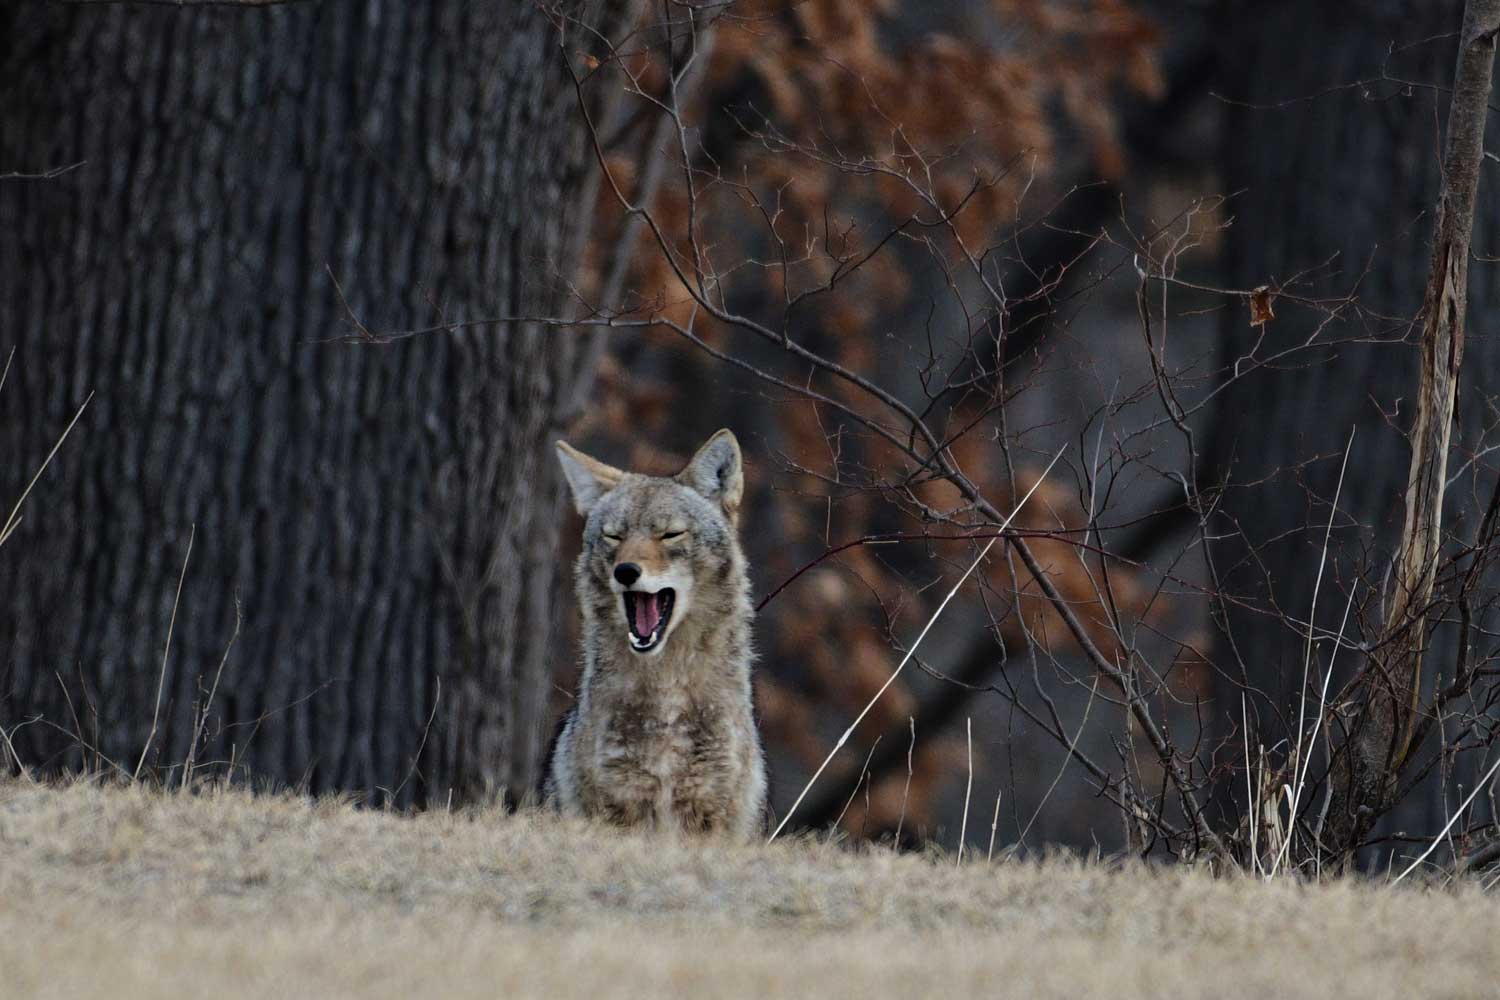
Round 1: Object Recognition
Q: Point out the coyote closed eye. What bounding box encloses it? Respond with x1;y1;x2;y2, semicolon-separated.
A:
543;429;768;840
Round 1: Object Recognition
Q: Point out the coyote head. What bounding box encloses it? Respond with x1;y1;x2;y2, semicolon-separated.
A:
555;429;745;657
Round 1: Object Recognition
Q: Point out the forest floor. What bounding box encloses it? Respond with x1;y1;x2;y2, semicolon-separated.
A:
1;778;1495;999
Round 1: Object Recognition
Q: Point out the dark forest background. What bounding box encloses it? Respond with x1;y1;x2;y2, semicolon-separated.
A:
4;0;1499;873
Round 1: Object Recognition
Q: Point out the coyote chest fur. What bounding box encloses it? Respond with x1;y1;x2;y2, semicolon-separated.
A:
544;429;767;840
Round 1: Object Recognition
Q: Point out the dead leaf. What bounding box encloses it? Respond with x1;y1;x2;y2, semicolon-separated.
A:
1249;285;1276;326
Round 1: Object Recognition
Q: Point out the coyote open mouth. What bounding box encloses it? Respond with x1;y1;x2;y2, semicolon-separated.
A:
623;588;676;652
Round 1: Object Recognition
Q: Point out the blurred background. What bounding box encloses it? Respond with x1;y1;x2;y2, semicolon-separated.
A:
3;0;1498;865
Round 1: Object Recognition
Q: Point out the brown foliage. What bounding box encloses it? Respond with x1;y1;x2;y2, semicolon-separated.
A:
571;0;1162;840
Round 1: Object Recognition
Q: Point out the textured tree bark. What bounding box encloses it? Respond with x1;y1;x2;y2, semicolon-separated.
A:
0;2;624;803
1323;0;1499;861
1214;0;1500;856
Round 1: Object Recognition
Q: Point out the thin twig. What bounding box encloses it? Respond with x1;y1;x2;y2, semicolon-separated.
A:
389;677;443;803
1017;677;1101;850
180;598;241;790
0;161;85;181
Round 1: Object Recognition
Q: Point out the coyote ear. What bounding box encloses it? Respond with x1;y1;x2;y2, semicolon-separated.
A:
555;440;626;516
678;429;744;525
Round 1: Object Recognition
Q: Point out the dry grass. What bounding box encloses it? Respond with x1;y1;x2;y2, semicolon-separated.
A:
1;778;1495;999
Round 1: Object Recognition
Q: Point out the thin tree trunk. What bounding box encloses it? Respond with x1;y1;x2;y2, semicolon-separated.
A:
1324;0;1500;860
1213;0;1500;862
0;2;627;803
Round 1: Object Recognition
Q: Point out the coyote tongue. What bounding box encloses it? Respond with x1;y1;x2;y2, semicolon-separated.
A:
624;588;675;650
632;591;663;636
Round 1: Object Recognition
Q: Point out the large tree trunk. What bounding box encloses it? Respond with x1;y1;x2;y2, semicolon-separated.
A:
1213;0;1500;856
0;2;616;803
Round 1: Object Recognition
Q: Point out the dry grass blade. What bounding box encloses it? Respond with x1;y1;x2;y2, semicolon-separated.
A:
0;391;93;549
1266;428;1352;877
0;720;35;784
987;784;1003;863
830;736;882;837
135;525;195;782
957;717;973;866
1272;580;1357;878
1391;753;1500;886
1243;695;1259;875
894;716;914;845
1288;430;1355;797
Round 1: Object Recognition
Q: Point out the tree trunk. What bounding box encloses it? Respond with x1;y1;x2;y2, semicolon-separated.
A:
1214;0;1500;857
0;2;618;803
1323;0;1499;861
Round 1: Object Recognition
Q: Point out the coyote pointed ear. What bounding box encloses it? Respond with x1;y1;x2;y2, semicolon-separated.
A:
555;440;626;516
678;429;744;525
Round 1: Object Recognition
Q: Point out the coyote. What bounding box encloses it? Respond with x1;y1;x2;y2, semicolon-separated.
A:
544;429;768;840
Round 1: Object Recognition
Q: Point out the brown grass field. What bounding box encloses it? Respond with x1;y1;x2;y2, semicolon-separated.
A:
1;778;1496;999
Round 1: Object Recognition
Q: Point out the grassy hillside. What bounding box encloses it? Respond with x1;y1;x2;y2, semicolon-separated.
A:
0;778;1495;999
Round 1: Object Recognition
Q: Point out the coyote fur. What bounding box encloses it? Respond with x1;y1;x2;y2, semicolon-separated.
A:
544;429;768;840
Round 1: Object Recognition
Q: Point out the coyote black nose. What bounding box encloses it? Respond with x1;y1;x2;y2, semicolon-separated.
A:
614;562;641;586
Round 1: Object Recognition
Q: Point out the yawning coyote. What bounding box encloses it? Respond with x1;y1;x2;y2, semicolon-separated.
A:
544;429;767;839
